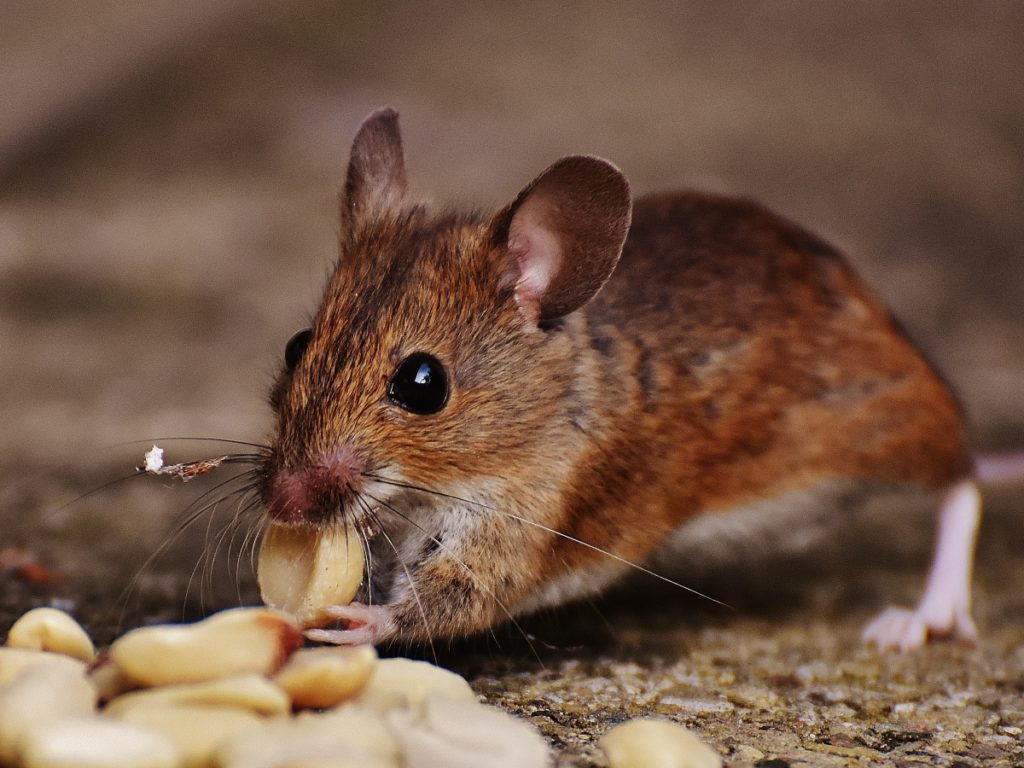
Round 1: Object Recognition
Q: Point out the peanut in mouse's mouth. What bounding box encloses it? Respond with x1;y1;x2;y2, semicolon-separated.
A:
257;521;365;628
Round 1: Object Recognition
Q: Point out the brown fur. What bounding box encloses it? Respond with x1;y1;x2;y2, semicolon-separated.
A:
551;192;969;577
259;111;970;643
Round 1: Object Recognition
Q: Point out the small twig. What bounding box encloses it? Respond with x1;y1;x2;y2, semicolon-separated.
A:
139;445;227;483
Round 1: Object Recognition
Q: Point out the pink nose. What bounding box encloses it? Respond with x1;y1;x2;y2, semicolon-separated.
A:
265;448;365;524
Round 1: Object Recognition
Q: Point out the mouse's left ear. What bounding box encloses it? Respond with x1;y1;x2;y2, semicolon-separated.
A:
490;156;631;322
342;108;408;230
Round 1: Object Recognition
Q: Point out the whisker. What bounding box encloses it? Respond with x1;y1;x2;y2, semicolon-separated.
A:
117;437;270;451
207;486;258;604
112;470;257;628
41;471;148;524
351;512;376;609
193;493;236;614
151;472;256;619
220;484;260;571
249;513;267;579
219;489;262;605
352;494;438;664
172;468;262;528
364;473;731;610
363;491;542;665
197;476;263;610
232;493;263;603
185;534;210;620
186;481;253;619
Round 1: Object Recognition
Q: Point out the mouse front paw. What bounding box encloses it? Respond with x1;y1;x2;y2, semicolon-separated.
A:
304;602;395;646
861;602;978;652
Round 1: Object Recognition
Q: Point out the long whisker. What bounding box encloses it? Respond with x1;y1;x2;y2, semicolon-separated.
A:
210;483;258;581
206;482;261;606
247;514;268;585
203;480;234;600
185;533;212;619
170;473;261;542
352;494;438;664
32;445;266;587
195;473;262;610
218;489;261;605
231;492;264;603
186;480;254;619
118;437;270;450
364;491;542;664
148;472;256;620
364;473;731;610
113;470;257;627
41;471;148;524
350;512;376;609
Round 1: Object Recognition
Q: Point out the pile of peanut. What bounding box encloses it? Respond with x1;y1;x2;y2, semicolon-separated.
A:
0;606;551;768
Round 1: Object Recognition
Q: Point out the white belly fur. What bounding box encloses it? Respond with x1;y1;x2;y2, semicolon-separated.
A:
516;478;937;614
648;478;937;579
514;559;629;616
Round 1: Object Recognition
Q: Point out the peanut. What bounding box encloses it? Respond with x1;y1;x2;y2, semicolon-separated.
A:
0;662;97;764
5;608;95;662
88;656;136;702
386;693;551;768
600;719;722;768
108;608;302;687
0;647;85;688
213;713;398;768
104;673;290;717
257;522;364;628
114;704;263;768
19;716;182;768
273;645;377;710
354;657;476;713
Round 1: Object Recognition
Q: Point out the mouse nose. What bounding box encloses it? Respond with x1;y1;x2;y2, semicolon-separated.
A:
264;448;365;524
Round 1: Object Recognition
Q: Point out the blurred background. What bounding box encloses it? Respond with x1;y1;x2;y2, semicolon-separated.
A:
1;1;1021;635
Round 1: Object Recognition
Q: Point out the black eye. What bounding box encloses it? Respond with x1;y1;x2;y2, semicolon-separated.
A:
284;328;312;372
388;353;449;415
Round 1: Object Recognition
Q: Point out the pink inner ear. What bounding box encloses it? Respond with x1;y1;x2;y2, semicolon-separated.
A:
507;193;562;311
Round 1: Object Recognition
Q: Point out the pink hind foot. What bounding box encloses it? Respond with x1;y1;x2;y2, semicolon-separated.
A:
862;479;981;652
304;602;395;646
862;603;978;653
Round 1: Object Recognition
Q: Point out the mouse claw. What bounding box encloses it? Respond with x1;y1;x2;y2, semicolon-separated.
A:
861;603;978;653
862;607;927;652
305;602;395;646
305;625;378;646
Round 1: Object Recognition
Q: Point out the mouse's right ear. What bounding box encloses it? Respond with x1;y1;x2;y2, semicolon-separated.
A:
341;108;408;230
490;156;632;323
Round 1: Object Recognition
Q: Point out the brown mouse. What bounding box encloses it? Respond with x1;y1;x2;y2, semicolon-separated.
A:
258;107;985;652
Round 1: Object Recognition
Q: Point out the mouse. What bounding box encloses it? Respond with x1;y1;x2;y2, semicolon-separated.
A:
258;107;989;652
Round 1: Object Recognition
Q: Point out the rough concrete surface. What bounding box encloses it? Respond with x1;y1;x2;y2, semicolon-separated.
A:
1;2;1022;766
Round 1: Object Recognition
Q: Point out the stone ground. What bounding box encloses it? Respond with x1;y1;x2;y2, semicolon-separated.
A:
1;2;1022;765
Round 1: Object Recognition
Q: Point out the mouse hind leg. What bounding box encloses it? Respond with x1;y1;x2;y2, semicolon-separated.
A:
861;478;981;651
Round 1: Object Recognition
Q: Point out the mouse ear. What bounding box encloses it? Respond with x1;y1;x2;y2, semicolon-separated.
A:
492;156;632;322
341;108;408;228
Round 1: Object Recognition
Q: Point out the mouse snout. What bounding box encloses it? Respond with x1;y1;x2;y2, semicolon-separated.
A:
264;448;366;525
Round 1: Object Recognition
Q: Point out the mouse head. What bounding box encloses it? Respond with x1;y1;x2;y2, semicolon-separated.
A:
259;109;630;600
